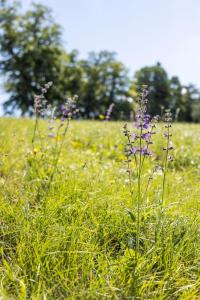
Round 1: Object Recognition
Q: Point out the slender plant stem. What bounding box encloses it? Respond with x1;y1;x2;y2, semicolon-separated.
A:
32;115;43;150
32;116;38;147
126;134;137;206
46;119;70;193
143;171;153;202
158;124;170;265
161;125;170;212
136;127;142;261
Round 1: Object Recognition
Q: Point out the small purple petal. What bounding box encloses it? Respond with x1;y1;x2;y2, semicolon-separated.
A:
141;146;147;155
133;133;139;140
143;123;150;129
131;146;138;154
148;150;153;156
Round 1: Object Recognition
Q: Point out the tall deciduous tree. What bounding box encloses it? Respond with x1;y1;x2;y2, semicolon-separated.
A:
0;1;64;114
181;84;200;122
79;51;131;119
132;62;170;116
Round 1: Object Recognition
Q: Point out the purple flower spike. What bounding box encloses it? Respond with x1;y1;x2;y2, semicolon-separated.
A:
105;103;115;121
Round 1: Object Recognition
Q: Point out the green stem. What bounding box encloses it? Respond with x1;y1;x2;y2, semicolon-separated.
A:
136;127;142;261
46;119;70;193
158;124;170;265
161;125;170;211
127;134;137;207
32;116;38;147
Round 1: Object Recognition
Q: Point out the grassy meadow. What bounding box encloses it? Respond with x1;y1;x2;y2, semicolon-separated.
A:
0;118;200;299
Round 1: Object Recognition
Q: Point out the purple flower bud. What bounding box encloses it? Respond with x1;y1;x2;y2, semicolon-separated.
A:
141;132;151;141
130;146;138;155
141;146;148;155
149;150;153;156
143;123;150;129
133;133;139;140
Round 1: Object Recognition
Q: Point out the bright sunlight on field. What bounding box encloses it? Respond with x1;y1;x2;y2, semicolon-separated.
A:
0;117;200;299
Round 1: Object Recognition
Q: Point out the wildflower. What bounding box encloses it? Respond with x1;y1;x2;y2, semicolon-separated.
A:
61;95;79;119
34;82;53;116
104;103;115;121
131;146;138;154
133;133;139;140
149;150;153;156
141;132;151;142
141;146;148;155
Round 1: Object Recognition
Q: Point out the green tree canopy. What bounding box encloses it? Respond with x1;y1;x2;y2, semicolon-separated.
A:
132;62;170;116
79;51;131;119
0;1;200;121
0;0;65;114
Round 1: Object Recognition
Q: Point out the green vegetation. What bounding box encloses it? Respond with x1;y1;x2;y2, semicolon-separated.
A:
0;1;200;298
0;118;199;299
1;1;200;121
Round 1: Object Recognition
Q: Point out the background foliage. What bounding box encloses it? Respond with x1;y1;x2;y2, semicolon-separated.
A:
0;0;200;121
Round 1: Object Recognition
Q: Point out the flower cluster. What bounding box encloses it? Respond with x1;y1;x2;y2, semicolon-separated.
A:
34;82;53;116
124;88;159;162
163;109;174;162
60;95;79;120
47;95;79;139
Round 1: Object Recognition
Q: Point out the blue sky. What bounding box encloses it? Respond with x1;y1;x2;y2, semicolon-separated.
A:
1;0;200;113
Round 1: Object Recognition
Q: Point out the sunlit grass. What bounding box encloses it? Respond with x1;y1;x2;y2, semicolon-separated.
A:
0;119;200;299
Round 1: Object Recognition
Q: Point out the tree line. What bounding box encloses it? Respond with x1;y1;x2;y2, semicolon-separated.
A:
0;0;200;121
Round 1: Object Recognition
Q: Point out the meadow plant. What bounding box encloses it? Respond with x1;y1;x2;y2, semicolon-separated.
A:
161;109;174;211
29;83;78;198
123;88;173;267
46;95;79;191
32;81;53;147
104;103;115;121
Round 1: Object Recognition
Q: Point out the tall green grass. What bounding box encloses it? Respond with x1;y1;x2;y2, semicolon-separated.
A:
0;119;200;299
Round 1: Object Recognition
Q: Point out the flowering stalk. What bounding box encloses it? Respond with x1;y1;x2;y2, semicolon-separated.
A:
123;88;157;261
157;109;173;264
136;125;142;260
45;95;79;194
161;110;173;212
123;124;133;196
